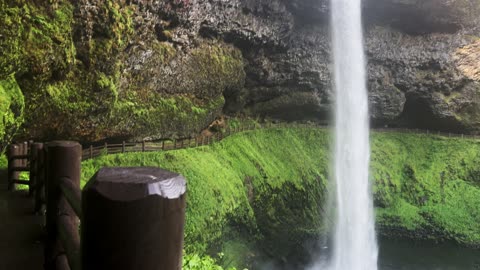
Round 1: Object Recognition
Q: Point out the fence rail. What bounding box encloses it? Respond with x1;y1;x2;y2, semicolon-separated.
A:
80;122;480;161
7;123;480;191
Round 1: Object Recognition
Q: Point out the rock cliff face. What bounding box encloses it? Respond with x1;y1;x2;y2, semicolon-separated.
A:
1;0;480;143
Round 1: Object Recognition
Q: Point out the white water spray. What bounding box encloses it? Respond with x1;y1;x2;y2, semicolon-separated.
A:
312;0;379;269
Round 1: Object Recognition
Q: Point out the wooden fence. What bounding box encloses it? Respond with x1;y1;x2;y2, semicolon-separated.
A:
81;122;259;160
7;141;33;192
8;141;187;270
81;122;480;161
8;122;480;191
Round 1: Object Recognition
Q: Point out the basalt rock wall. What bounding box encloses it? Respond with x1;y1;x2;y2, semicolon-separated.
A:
1;0;480;144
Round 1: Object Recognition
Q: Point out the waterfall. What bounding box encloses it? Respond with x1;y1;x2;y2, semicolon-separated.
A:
325;0;379;269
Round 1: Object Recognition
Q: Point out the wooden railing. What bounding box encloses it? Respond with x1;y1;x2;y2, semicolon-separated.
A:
7;141;30;191
81;122;480;161
7;141;187;270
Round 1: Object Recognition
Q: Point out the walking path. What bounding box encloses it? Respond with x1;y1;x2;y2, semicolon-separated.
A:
0;170;43;270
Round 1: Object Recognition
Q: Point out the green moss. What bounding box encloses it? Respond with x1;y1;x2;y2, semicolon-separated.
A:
0;4;24;77
0;154;7;170
1;1;245;142
81;127;329;265
0;1;75;80
183;253;238;270
82;128;480;264
372;132;480;245
113;94;225;139
190;44;245;99
152;41;177;63
0;75;24;151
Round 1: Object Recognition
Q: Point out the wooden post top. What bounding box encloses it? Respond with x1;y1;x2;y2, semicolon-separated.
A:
83;167;187;202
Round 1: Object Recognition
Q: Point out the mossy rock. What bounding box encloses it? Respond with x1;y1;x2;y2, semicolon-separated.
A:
0;75;24;151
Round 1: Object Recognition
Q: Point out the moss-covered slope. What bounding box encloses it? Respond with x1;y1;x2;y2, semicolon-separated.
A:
81;127;328;267
372;132;480;246
80;128;480;267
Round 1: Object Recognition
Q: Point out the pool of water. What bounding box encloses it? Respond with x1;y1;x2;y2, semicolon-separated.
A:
254;238;480;270
378;238;480;270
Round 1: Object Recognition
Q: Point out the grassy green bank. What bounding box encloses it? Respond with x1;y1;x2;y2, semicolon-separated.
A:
372;132;480;246
78;128;480;266
81;128;329;268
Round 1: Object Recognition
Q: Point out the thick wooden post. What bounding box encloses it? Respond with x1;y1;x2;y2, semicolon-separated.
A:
33;143;46;214
142;141;146;152
82;167;187;270
173;139;177;149
30;143;43;197
161;141;165;151
7;144;20;191
45;141;81;270
122;141;126;153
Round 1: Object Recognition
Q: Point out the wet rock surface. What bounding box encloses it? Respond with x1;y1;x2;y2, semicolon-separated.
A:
2;0;480;142
152;0;480;133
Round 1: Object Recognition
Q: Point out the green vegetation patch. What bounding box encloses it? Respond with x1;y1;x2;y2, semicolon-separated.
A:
372;132;480;246
0;75;24;151
81;128;329;267
81;128;480;267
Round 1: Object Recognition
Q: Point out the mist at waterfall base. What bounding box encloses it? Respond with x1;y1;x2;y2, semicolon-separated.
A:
306;0;378;268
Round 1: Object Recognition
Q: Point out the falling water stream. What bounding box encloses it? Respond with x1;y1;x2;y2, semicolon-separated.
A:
328;0;378;269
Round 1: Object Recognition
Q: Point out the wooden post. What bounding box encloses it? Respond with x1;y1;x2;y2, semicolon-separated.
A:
122;141;126;153
104;142;108;154
7;144;20;191
162;141;165;151
45;141;81;270
30;143;44;197
142;141;146;152
173;139;177;149
180;139;184;149
82;167;187;270
33;143;46;214
24;141;29;167
18;142;24;168
89;145;93;159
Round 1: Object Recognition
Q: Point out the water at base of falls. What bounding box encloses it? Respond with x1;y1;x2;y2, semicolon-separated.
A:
309;0;378;269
